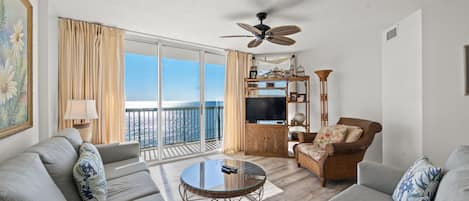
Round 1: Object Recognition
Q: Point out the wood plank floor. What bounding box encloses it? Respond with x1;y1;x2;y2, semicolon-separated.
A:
148;152;352;201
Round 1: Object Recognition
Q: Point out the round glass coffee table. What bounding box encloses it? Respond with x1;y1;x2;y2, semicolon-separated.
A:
179;159;266;201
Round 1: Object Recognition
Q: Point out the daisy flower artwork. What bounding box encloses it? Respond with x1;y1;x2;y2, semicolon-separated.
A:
0;0;32;138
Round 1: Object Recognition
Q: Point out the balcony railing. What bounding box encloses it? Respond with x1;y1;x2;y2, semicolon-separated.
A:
125;106;224;149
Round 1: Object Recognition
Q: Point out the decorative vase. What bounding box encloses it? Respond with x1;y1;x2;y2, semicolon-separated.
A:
293;113;306;125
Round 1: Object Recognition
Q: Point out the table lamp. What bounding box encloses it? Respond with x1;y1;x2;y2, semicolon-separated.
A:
64;99;98;142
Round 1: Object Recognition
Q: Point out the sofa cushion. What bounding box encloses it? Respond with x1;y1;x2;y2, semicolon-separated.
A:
0;153;67;201
392;156;443;201
313;125;347;149
434;167;469;201
73;144;107;201
104;158;149;180
445;145;469;170
329;184;393;201
107;171;160;201
26;137;81;201
56;128;83;151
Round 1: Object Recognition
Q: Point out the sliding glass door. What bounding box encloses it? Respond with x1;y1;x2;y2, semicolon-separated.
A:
161;46;202;159
124;39;225;160
124;40;159;152
204;53;225;151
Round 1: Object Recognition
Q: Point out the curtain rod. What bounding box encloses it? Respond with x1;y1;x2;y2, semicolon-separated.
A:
57;16;245;54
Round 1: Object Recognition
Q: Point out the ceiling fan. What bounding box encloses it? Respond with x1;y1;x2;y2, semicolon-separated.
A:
220;12;301;48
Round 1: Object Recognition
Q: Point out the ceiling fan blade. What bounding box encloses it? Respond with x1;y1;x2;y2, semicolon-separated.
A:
266;25;301;36
220;35;254;38
237;23;262;35
248;39;263;48
267;36;296;46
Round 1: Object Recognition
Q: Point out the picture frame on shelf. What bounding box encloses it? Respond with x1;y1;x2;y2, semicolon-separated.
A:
249;70;257;79
289;92;298;102
266;82;275;88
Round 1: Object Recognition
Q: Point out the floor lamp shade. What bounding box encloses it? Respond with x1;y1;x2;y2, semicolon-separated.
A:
64;100;98;142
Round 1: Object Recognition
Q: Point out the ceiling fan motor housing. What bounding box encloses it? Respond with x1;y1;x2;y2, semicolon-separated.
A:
255;12;270;39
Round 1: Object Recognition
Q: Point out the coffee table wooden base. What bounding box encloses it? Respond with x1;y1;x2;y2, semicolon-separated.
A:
178;183;264;201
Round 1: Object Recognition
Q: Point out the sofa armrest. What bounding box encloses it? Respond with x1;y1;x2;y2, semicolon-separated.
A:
358;161;405;195
298;132;317;143
326;142;366;155
96;141;140;164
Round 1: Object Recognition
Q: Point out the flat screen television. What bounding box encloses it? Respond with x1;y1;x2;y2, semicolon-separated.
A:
245;97;286;123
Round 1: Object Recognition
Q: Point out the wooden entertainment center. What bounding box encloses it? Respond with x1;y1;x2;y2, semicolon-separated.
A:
244;76;310;157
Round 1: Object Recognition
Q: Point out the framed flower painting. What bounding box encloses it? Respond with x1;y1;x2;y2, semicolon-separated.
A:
0;0;32;138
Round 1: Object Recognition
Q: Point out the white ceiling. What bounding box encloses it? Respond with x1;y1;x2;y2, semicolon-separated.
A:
49;0;422;54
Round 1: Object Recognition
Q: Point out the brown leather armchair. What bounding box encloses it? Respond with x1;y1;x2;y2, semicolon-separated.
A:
293;117;382;187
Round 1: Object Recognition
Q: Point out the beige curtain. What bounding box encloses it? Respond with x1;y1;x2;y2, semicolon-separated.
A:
58;19;125;144
223;50;252;153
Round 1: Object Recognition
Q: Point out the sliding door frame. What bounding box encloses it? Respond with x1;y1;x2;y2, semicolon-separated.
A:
125;36;225;161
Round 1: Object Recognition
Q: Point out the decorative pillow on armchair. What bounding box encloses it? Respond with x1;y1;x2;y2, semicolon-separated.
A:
73;143;107;201
336;124;363;143
313;125;347;149
392;156;443;201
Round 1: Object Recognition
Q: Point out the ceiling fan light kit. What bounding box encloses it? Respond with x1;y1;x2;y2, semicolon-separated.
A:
221;12;301;48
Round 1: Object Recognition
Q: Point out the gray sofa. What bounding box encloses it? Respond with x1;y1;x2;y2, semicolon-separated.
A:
0;128;164;201
330;145;469;201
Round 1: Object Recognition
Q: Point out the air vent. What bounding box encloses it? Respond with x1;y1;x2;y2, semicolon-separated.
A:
386;27;397;41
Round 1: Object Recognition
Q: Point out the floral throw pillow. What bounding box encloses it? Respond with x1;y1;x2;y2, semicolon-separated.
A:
313;125;347;149
392;156;443;201
73;144;107;201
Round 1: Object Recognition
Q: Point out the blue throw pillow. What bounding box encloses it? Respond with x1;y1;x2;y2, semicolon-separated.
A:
392;156;443;201
73;143;107;201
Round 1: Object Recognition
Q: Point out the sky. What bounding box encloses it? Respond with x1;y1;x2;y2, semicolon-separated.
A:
124;53;225;102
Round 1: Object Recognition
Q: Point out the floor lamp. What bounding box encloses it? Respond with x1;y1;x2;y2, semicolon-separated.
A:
314;69;333;127
64;100;98;142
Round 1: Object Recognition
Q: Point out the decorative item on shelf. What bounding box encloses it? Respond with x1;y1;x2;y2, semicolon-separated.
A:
290;55;297;76
289;92;298;102
314;69;333;127
272;67;282;78
249;70;257;79
64;100;99;142
266;82;275;88
0;0;33;138
297;94;306;102
249;58;258;79
284;69;292;77
296;65;305;76
293;113;306;126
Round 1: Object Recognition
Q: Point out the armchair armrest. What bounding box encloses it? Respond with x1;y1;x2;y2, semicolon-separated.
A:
358;161;405;195
96;141;140;164
326;142;366;155
298;132;317;143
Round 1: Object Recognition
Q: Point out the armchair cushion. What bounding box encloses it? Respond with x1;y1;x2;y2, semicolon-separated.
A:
313;125;347;149
339;125;363;143
297;143;326;161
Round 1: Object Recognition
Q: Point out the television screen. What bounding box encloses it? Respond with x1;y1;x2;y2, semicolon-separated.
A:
245;97;286;123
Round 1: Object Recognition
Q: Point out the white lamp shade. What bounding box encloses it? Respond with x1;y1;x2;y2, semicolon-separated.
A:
64;100;99;120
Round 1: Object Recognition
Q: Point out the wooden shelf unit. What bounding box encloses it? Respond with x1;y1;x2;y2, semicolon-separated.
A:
244;76;311;157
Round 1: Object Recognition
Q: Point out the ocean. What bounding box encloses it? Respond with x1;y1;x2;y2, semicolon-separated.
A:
125;101;224;148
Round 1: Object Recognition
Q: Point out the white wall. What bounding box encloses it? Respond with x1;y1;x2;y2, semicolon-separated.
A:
0;0;40;162
382;10;423;169
297;30;384;162
422;0;469;166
